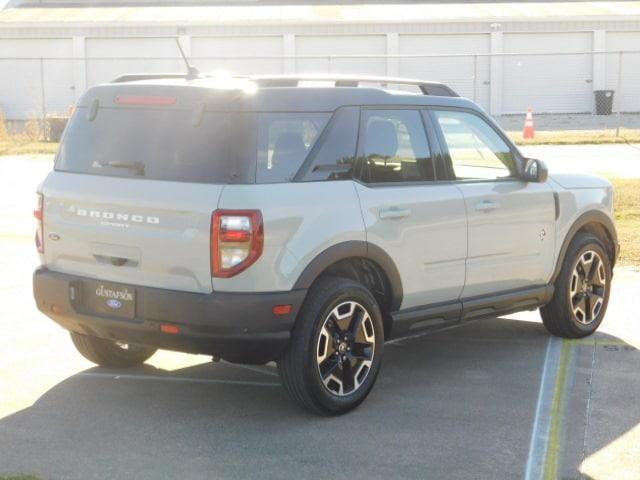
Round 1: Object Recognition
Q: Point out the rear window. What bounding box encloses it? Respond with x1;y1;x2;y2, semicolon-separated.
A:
56;107;257;184
56;107;333;184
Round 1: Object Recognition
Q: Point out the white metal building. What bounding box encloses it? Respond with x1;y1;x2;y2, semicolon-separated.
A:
0;2;639;120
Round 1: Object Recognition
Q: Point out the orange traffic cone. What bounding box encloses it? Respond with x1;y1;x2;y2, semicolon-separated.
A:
523;107;535;139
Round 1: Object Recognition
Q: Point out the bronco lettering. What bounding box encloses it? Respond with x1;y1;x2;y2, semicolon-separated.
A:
69;206;159;224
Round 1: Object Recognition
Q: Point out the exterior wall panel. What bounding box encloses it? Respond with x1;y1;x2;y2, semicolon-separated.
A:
0;20;639;119
85;37;184;86
606;32;640;112
191;36;283;74
502;32;593;114
295;35;386;75
0;38;73;118
398;34;490;109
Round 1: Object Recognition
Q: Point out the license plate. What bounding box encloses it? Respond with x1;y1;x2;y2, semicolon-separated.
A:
82;281;136;319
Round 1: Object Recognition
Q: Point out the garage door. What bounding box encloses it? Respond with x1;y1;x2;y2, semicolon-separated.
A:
502;33;593;114
191;36;283;75
0;38;74;119
295;35;386;76
399;34;490;109
86;38;185;87
606;32;640;113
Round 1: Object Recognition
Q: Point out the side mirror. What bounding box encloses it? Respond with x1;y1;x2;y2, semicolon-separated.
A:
523;158;549;183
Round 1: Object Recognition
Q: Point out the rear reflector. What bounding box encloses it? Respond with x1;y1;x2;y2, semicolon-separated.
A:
51;304;65;314
160;324;180;334
220;230;251;243
272;305;292;316
34;192;44;254
115;95;177;106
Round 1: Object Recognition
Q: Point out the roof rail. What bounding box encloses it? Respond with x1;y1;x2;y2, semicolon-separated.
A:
111;72;460;97
112;73;188;83
250;75;459;97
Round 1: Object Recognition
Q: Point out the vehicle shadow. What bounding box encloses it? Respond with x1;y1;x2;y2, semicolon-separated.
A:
0;316;637;480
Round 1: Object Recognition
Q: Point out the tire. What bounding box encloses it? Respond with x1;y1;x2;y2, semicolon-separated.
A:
541;233;612;338
278;276;384;415
70;332;157;368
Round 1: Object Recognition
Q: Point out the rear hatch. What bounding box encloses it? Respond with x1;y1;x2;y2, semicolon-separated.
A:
41;84;256;294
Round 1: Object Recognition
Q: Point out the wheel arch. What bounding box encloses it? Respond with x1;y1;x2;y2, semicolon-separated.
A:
292;241;403;337
551;210;619;283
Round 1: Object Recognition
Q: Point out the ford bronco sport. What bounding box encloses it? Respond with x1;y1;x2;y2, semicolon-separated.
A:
33;74;618;415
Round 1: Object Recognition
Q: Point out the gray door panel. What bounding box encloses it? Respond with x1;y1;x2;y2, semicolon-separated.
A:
355;182;467;310
456;180;556;297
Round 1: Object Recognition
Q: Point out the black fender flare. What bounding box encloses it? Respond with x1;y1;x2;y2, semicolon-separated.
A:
292;241;403;311
551;210;619;283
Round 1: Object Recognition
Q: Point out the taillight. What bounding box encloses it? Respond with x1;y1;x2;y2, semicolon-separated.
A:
211;210;263;278
34;192;44;253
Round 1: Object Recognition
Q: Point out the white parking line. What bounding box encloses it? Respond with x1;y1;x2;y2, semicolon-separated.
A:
524;336;564;480
78;371;281;387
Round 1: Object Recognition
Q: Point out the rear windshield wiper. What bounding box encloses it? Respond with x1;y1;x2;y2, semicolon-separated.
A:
93;160;145;176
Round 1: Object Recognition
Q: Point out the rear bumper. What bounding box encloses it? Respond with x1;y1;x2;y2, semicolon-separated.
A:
33;267;306;364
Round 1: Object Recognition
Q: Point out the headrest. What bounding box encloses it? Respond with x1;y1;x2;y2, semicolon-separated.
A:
365;120;398;158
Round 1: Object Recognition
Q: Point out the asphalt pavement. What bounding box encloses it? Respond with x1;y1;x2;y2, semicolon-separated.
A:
0;153;638;479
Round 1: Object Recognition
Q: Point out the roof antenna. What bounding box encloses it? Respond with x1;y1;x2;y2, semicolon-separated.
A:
175;37;199;80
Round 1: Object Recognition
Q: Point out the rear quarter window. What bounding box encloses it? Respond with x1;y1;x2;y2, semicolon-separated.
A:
256;112;330;183
300;107;360;182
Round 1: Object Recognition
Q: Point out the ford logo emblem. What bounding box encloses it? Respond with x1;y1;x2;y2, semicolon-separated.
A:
106;299;123;309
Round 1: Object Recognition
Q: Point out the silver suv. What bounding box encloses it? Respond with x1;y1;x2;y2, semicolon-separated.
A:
33;74;619;414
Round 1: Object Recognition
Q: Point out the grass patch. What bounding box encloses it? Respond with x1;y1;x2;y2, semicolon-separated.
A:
509;129;640;146
0;475;41;480
2;130;640;155
610;178;640;266
0;137;58;156
0;113;59;155
2;128;640;154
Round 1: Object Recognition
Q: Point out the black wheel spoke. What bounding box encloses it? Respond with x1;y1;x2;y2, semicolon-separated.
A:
326;315;343;335
586;256;599;283
572;293;589;323
341;360;355;393
350;342;373;361
588;292;602;316
319;355;341;380
591;275;604;288
577;263;586;278
573;293;587;311
589;289;603;301
584;292;593;322
347;307;364;336
580;260;592;282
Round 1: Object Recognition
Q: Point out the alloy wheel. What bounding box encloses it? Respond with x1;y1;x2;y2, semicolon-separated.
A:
569;250;607;325
316;301;376;396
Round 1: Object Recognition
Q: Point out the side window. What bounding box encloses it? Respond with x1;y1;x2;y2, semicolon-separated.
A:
361;109;434;183
434;110;517;181
301;107;359;182
256;112;330;183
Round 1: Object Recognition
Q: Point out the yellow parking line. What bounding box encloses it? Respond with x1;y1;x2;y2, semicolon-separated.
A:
540;335;636;479
543;339;572;480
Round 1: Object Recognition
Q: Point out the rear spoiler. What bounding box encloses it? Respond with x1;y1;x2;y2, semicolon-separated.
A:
112;73;188;83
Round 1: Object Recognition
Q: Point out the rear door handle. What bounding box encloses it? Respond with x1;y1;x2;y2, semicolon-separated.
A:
475;200;501;212
379;207;411;220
